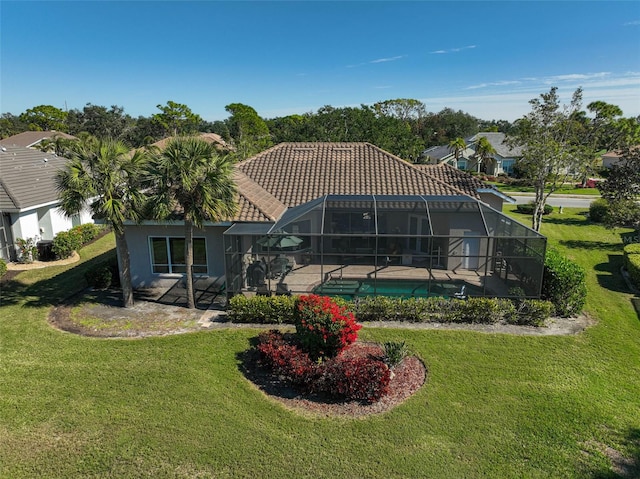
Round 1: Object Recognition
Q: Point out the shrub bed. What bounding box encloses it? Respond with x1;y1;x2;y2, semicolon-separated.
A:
51;224;105;260
623;243;640;289
0;258;6;278
255;329;391;403
229;295;554;326
542;248;587;317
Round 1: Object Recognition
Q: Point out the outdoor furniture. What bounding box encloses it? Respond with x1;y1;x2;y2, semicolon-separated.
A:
275;283;292;296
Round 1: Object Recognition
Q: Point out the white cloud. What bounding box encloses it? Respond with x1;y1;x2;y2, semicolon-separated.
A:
429;45;476;54
347;55;406;68
624;20;640;26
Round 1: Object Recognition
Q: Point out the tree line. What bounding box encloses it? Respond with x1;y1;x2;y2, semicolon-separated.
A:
1;99;515;162
5;92;640;239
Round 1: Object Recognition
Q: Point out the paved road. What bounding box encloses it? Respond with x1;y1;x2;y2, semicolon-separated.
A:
510;194;598;209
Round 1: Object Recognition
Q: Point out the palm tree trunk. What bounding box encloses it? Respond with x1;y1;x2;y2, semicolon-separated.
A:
114;230;134;308
185;219;196;309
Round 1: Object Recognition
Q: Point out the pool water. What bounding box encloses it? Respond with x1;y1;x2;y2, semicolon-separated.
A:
313;279;481;299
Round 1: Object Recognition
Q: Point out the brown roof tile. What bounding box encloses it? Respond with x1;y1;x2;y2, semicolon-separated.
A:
150;132;232;151
235;143;469;215
0;131;76;148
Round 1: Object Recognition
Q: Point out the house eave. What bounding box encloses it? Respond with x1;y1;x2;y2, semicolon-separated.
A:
477;188;516;204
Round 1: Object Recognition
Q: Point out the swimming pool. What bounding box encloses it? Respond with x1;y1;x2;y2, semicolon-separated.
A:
313;278;482;299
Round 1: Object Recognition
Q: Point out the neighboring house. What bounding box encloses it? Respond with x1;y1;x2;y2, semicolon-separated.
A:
123;142;546;300
414;163;515;211
0;130;76;149
423;132;522;176
148;132;233;152
0;146;92;261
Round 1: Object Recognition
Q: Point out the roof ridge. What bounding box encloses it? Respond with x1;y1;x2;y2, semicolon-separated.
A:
232;170;286;221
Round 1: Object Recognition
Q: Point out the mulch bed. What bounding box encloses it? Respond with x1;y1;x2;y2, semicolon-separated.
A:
239;341;427;418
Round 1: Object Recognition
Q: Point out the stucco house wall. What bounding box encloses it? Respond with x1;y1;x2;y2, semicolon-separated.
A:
124;223;229;288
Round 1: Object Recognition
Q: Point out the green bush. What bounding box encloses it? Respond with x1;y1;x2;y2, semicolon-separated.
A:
516;202;554;215
589;198;610;223
71;223;102;244
541;248;587;317
228;294;296;323
508;299;555;326
0;258;7;277
52;229;82;259
85;263;113;289
623;243;640;289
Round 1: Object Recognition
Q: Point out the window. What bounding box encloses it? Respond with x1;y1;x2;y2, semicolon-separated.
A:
150;237;207;274
502;159;515;175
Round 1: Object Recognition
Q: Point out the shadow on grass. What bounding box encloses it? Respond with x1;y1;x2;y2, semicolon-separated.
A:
589;427;640;479
560;240;623;252
0;250;116;308
594;255;629;294
542;214;591;226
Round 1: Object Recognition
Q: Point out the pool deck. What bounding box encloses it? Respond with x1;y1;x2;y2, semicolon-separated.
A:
260;263;513;297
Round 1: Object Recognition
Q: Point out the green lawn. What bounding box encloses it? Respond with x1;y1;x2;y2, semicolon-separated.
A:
488;182;602;196
1;212;639;478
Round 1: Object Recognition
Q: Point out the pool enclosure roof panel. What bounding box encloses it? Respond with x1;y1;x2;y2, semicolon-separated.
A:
255;194;544;239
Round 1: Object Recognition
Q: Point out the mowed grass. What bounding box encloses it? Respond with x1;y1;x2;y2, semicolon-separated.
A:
489;182;602;196
1;213;639;478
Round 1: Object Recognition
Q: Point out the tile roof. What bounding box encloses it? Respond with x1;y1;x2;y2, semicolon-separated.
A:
0;131;76;148
413;163;494;198
0;146;68;211
234;143;468;219
149;132;232;151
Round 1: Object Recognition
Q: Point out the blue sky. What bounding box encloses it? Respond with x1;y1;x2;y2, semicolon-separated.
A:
2;1;639;122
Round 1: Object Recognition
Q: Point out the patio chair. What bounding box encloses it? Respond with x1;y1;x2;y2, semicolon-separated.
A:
453;285;467;300
275;283;292;296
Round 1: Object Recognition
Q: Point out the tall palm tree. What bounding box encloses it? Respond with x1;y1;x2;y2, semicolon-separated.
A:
56;138;149;307
149;136;237;309
448;137;467;167
474;136;497;173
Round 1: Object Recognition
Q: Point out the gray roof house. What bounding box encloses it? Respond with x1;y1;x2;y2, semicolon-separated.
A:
123;142;544;305
0;146;92;260
423;132;522;176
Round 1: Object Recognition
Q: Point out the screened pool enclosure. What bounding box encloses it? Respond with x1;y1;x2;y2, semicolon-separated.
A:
223;195;546;300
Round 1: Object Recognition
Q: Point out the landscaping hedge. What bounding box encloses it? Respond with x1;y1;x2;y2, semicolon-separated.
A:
0;258;6;278
623;243;640;290
52;229;83;259
228;294;554;326
516;202;554;215
541;248;587;317
51;224;105;260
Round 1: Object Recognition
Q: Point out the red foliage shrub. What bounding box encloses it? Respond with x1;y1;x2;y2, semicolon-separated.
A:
320;356;391;403
293;294;362;360
255;330;392;403
256;330;317;387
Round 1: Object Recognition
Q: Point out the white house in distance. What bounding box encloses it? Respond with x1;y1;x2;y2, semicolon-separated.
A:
0;145;93;261
423;132;522;176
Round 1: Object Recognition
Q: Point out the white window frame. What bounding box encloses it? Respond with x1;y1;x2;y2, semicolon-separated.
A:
149;236;208;275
